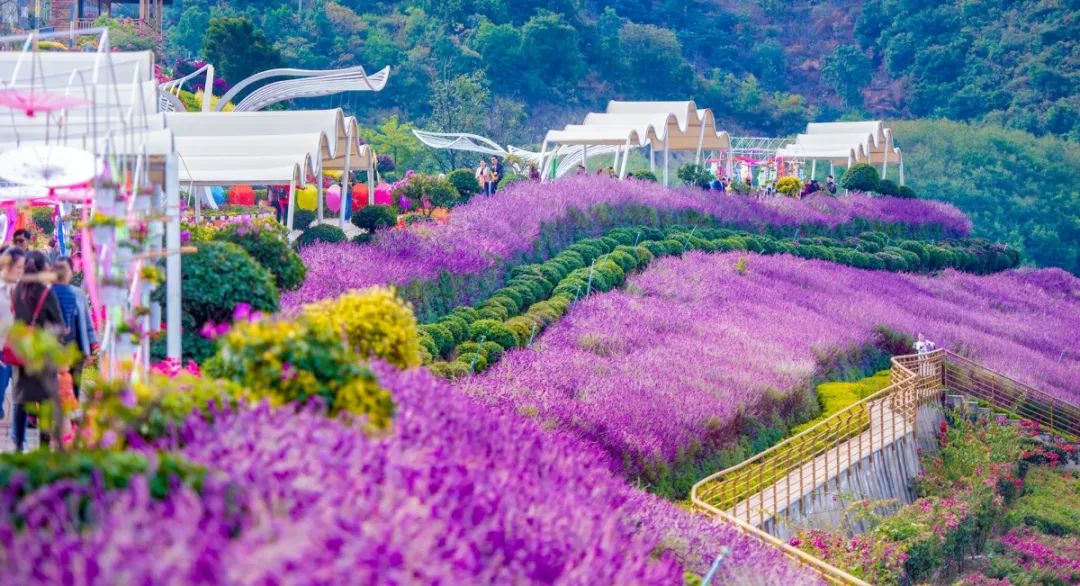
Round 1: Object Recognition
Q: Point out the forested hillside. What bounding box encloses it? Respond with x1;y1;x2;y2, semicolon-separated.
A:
159;0;1080;274
164;0;1078;140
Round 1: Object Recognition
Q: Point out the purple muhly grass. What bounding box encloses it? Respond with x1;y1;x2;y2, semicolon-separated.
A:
282;176;970;310
0;363;824;585
466;252;1080;473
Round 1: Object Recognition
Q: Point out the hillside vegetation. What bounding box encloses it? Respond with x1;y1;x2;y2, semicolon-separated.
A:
895;120;1080;275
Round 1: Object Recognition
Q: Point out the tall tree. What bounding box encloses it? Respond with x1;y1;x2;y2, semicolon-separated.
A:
823;44;872;107
201;16;283;87
427;72;492;169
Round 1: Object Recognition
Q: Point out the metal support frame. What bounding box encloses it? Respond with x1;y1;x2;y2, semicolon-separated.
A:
662;133;670;187
165;154;181;359
619;137;631;179
286;176;297;232
339;138;352;230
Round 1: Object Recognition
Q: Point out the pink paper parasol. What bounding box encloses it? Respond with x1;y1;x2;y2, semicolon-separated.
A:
0;89;91;117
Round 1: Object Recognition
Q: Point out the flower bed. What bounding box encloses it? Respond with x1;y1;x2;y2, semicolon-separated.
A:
284;176;971;316
0;364;823;585
465;252;1080;493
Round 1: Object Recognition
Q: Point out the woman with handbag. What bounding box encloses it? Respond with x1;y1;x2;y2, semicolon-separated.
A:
9;251;63;452
0;246;25;421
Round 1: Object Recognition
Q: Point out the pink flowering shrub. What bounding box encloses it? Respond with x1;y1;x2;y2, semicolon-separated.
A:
790;529;907;584
149;358;201;378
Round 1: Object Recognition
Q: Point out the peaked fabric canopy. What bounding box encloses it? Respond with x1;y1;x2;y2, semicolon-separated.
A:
776;120;904;184
541;100;733;185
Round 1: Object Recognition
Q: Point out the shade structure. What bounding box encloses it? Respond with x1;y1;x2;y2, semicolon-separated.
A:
541;100;733;186
776;120;904;183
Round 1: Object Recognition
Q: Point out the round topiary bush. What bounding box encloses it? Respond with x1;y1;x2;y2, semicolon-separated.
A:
395;174;460;209
351;204;397;232
293;210;316;231
776;176;803;197
447;169;481;201
167;241;279;363
296;224;346;248
839;163;881;193
217;224;306;292
896;185;917;199
876;179;900;197
468;319;519;349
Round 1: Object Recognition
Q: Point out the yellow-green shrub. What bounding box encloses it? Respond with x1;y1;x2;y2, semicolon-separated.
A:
303;287;422;368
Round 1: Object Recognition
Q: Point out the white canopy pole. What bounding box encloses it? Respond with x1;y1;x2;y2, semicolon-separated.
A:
367;160;375;205
662;133;669;187
286;176;297;233
611;145;621;177
316;161;325;223
649;146;655;173
882;137;890;180
695;123;705;165
829;161;835;179
536;141;548;182
619;136;631;179
165;155;181;360
339;142;352;230
582;145;588;172
811;159;817;180
898;155;905;186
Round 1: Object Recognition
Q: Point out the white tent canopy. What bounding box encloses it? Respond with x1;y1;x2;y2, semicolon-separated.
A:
776;120;904;184
541;100;733;185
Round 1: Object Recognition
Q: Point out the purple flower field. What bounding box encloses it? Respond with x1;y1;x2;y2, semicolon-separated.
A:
465;252;1080;475
0;363;821;585
283;177;970;310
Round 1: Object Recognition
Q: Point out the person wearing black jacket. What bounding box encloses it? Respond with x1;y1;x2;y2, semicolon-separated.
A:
490;156;505;194
11;251;63;452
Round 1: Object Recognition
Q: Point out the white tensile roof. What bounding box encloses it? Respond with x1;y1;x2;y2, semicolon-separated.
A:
776;121;902;165
545;100;731;151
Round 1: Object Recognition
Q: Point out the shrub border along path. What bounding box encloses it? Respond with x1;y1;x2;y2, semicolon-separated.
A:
419;225;1019;379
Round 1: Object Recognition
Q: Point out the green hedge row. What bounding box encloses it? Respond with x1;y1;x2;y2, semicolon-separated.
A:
418;225;1020;379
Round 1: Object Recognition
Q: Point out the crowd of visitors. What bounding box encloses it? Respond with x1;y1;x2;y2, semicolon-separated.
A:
0;228;95;453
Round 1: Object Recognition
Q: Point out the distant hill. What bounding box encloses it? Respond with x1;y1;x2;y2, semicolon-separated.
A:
164;0;1078;141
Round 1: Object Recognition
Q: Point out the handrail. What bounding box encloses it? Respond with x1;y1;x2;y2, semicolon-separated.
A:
692;348;1078;585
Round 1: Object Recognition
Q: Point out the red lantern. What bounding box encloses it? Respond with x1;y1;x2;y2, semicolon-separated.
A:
352;183;369;209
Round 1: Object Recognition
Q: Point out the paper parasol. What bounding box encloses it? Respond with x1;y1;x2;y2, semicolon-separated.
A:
0;145;97;188
0;89;91;117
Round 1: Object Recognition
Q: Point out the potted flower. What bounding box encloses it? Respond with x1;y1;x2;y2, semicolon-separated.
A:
101;276;127;306
95;180;120;209
134;185;155;212
140;265;164;291
88;212;118;245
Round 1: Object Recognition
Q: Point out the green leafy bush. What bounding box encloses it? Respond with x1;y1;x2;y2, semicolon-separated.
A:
468;318;518;349
217;223;306;291
164;241;279;363
296;224;346;247
394;174;460;208
677;163;713;189
630;170;658;182
351;205;397;232
1006;468;1080;536
877;179;900;197
896;185;917;199
840;163;881;192
293;210;316;231
447;169;481;201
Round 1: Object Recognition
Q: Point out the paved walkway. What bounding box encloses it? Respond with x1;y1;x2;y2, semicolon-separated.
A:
730;400;911;527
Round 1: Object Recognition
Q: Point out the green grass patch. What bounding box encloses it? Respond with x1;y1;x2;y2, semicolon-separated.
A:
791;369;891;435
1006;467;1080;536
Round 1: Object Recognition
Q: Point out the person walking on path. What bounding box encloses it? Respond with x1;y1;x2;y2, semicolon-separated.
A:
476;160;492;196
10;251;63;452
50;257;95;400
0;247;25;420
489;156;504;195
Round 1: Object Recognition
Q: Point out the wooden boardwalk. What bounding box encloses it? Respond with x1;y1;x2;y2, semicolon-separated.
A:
730;399;912;528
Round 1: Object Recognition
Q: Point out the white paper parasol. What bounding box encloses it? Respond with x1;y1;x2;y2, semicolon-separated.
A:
0;145;97;188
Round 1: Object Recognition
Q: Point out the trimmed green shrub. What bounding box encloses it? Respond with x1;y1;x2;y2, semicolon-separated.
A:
351;204;397;232
159;241;278;363
293;210;316;231
468;319;518;349
896;185;917;199
480;340;505;363
840;163;881;192
296;224;346;247
395;174;459;208
630;170;658;182
419;323;454;356
876;179;900;197
217;225;306;292
437;315;468;345
447;168;481;201
352;232;374;245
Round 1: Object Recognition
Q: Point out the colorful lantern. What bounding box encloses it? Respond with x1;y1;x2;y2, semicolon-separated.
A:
228;184;256;206
295;185;318;211
326;185;342;213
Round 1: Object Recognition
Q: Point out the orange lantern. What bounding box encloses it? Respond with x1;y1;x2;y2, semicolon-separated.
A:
352;183;369;209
